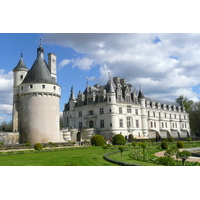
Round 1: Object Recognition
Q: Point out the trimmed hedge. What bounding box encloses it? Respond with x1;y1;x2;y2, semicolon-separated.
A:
91;135;106;146
34;143;43;150
161;141;168;149
112;134;126;145
177;141;184;148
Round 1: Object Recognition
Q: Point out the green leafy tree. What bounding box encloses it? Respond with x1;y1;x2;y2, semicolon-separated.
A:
140;143;147;159
118;146;125;161
176;95;193;112
102;145;108;155
164;146;178;157
91;135;106;146
176;150;192;166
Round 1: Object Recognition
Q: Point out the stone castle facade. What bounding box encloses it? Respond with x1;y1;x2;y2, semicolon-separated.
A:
63;77;190;141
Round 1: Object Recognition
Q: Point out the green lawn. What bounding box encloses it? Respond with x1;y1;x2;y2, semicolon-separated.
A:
0;147;119;166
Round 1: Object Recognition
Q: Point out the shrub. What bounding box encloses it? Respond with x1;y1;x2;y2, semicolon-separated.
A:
24;143;31;146
34;143;43;150
112;134;126;145
167;137;174;142
91;135;106;146
177;141;184;148
156;156;175;166
161;141;168;149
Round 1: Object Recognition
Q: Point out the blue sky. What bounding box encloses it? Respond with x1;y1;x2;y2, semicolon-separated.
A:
1;33;200;123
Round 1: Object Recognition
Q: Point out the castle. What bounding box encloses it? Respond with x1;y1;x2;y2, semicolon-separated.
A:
63;77;190;141
9;44;190;144
12;44;64;143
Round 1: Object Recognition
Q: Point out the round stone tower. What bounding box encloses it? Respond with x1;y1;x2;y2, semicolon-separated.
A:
14;44;61;143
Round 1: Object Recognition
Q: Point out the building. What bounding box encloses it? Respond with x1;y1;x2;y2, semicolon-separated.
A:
12;44;64;143
63;76;190;142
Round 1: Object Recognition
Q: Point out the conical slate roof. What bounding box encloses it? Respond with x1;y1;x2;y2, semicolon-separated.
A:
22;46;58;85
13;54;28;72
138;90;145;99
69;87;76;101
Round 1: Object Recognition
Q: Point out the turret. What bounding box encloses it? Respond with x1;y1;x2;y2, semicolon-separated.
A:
12;54;28;132
138;89;148;136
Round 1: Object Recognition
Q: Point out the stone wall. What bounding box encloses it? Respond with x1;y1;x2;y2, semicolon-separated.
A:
0;132;19;144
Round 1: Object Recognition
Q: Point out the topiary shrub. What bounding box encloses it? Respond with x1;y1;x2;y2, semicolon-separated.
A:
91;135;106;146
34;143;43;150
161;141;168;149
177;141;184;148
112;134;126;145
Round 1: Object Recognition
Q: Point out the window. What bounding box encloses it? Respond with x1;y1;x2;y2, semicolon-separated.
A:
126;97;131;103
154;121;156;128
20;75;23;79
100;120;104;128
150;121;153;128
21;86;23;90
148;111;150;117
89;110;93;115
119;107;122;114
30;85;33;89
118;95;122;102
164;113;167;118
135;109;138;115
42;85;45;89
165;122;167;128
79;122;82;129
110;123;112;127
53;86;56;90
127;106;131;113
153;112;156;117
79;111;82;117
89;120;94;128
136;120;139;128
100;96;104;102
119;119;123;128
100;108;104;115
127;117;131;128
109;98;111;102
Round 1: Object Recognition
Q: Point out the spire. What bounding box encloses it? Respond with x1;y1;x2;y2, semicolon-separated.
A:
138;89;145;99
13;53;28;72
69;86;76;101
37;39;44;58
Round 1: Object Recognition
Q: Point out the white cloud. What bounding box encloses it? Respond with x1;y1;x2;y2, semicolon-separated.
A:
72;58;95;71
43;33;200;101
58;59;71;70
59;57;95;71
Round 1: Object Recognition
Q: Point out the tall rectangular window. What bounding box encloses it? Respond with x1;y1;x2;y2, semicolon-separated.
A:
100;120;104;128
119;107;122;114
127;117;131;128
136;120;139;128
79;122;82;129
127;106;131;113
79;111;82;117
135;109;138;115
119;119;123;127
42;85;45;89
100;108;104;114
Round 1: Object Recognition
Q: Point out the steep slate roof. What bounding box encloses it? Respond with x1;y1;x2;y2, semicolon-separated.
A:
13;54;28;72
138;90;145;99
22;46;58;85
145;97;181;107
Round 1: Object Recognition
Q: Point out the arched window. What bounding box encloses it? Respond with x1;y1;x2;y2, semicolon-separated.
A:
89;120;94;128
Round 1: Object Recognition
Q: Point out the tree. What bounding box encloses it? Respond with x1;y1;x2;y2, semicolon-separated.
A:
176;95;193;112
102;145;108;155
118;146;125;161
140;143;147;160
176;150;192;166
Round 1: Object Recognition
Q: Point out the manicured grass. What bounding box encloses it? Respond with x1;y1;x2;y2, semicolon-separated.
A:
0;147;119;166
107;149;163;166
